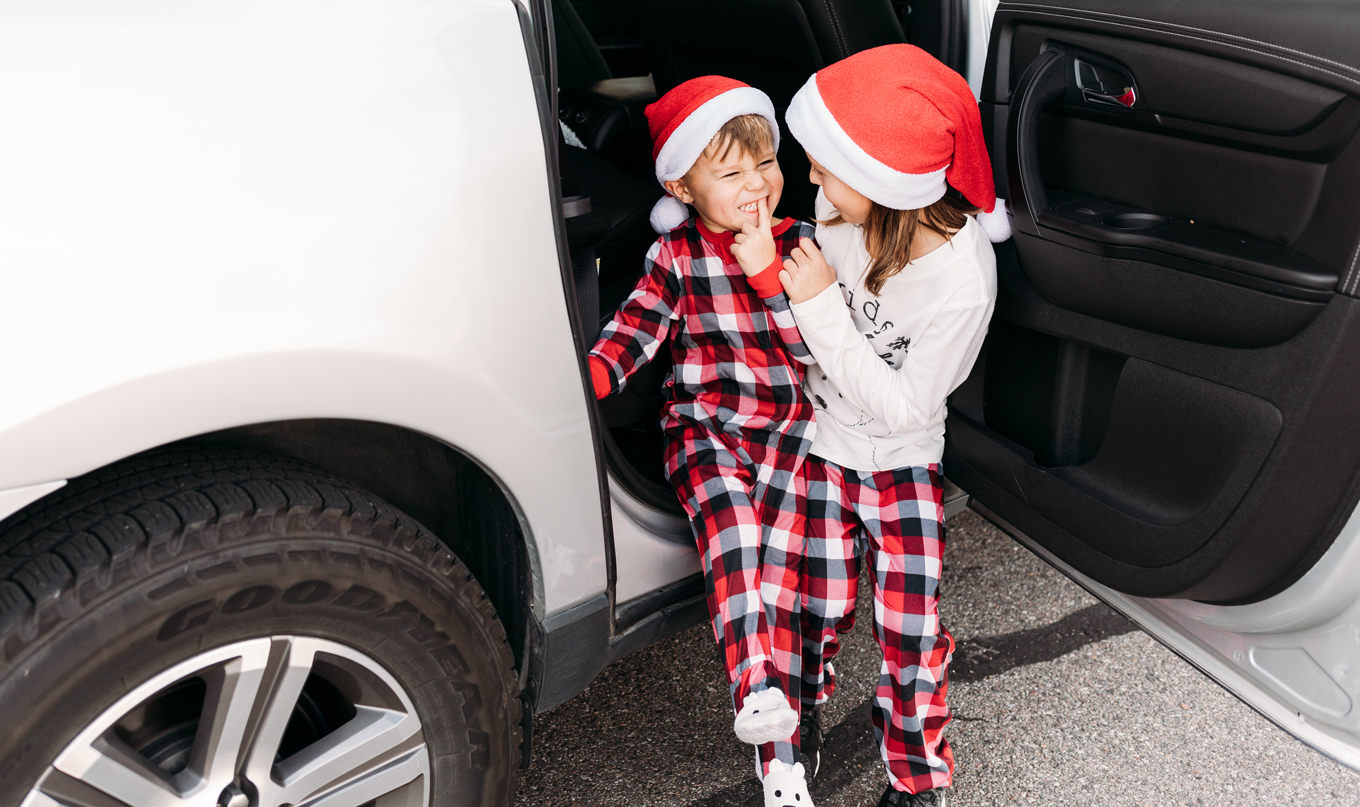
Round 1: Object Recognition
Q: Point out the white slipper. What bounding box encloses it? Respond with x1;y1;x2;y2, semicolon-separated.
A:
763;759;813;807
734;687;798;745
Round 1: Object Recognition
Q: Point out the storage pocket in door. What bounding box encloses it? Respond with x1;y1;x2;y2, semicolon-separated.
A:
959;343;1281;568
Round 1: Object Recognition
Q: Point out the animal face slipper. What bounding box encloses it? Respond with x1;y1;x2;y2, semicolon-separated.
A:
763;759;813;807
734;687;798;745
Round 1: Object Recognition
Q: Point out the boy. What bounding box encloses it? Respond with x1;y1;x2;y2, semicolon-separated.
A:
588;76;818;796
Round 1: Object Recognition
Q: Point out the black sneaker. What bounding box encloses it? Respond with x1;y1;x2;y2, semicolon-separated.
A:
876;786;947;807
797;708;823;779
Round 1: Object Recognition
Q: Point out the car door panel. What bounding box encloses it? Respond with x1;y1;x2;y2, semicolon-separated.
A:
1004;39;1348;348
948;1;1360;607
960;354;1283;563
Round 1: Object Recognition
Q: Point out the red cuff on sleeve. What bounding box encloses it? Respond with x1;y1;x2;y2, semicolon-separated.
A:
747;256;787;298
589;356;613;399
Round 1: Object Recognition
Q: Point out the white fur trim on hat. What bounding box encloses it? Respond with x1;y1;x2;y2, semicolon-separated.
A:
786;75;947;211
654;86;780;183
976;199;1012;242
649;195;690;233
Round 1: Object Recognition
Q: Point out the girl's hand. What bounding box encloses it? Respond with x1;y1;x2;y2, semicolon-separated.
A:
730;197;777;278
779;238;835;304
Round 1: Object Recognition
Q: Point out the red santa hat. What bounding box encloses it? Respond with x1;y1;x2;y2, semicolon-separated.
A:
644;76;780;233
785;44;1011;242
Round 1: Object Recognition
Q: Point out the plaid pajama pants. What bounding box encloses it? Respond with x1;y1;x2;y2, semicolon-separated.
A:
799;458;954;794
667;424;810;774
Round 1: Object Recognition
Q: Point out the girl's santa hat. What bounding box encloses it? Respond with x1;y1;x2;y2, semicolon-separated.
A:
785;44;1011;242
644;76;780;233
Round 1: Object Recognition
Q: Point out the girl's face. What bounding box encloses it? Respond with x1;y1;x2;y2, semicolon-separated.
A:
807;153;873;224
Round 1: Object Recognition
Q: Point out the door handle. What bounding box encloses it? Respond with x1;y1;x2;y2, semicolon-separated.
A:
1082;84;1136;109
1075;57;1136;109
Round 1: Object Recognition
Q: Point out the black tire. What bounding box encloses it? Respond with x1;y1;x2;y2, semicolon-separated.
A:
0;446;521;807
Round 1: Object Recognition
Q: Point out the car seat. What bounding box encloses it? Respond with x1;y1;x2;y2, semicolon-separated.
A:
554;0;613;91
555;0;659;179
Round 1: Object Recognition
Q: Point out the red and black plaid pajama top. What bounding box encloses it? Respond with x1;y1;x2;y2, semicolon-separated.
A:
588;215;818;749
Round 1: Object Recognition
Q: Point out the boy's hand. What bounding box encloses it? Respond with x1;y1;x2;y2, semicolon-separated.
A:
779;238;836;304
731;197;777;278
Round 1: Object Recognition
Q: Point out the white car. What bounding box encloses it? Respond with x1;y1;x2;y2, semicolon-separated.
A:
2;1;1358;806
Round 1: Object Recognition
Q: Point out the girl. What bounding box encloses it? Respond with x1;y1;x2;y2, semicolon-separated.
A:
778;44;1009;807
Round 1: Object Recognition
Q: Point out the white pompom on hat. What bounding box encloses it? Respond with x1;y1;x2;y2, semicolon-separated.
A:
786;44;1011;242
644;76;781;234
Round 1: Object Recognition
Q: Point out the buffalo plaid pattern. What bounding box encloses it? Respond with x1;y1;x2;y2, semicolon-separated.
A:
668;425;808;774
800;458;954;794
591;217;820;773
589;216;817;443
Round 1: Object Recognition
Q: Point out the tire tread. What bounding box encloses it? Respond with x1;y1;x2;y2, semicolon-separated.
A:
0;446;522;789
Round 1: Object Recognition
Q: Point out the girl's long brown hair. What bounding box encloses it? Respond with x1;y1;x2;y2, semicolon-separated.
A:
824;190;979;296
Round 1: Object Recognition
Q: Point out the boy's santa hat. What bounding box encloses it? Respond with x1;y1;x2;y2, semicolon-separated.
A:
785;44;1011;242
644;76;780;233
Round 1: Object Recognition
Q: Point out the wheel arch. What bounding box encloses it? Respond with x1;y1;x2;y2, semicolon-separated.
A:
176;419;544;685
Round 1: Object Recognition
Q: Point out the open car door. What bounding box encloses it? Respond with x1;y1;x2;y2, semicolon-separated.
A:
948;0;1360;768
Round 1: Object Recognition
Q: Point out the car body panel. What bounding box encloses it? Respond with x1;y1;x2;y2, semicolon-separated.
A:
0;0;608;616
609;475;698;604
981;499;1360;770
0;481;67;524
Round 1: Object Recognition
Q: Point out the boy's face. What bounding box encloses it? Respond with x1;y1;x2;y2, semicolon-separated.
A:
665;138;783;234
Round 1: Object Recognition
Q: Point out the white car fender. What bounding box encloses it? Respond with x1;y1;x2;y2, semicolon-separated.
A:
0;0;607;615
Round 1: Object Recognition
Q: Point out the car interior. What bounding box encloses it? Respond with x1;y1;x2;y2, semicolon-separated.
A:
548;0;1360;612
550;0;969;515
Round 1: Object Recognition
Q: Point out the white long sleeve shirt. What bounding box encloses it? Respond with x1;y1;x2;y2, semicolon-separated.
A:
790;190;997;472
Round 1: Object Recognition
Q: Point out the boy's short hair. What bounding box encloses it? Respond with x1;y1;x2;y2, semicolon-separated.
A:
697;114;776;168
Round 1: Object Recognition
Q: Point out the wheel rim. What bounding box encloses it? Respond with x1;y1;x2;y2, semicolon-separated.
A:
22;637;430;807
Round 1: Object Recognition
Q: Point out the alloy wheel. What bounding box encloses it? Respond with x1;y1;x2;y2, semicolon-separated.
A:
22;636;429;807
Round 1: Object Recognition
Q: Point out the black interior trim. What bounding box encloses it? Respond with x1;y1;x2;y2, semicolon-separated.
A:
1297;128;1360;283
907;0;967;74
1007;27;1354;143
1037;112;1331;249
1036;194;1336;298
602;425;682;514
981;325;1126;467
1007;45;1339;304
552;0;613;89
1045;96;1360;163
1001;27;1360;165
962;356;1282;567
1013;233;1327;349
1001;40;1340;346
1006;46;1064;238
960;0;1360;609
947;241;1360;602
987;3;1360;101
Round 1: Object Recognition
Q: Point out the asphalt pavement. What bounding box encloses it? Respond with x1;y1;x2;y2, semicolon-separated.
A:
514;510;1360;807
